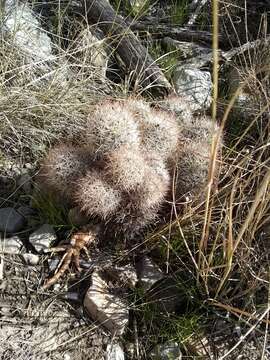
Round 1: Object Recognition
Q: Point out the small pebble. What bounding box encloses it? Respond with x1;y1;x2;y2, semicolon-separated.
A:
23;253;40;265
106;344;125;360
29;224;57;253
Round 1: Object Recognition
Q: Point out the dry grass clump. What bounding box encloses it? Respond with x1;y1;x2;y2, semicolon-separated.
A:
68;27;108;79
0;18;117;167
147;105;270;360
0;34;53;88
75;170;122;219
145;7;270;352
0;67;112;165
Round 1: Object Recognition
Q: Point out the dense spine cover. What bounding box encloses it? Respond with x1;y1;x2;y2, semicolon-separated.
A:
38;97;220;235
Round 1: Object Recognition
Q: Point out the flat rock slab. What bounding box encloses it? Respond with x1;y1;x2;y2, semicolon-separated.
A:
29;224;57;253
84;271;129;336
22;253;39;265
136;256;164;291
0;208;26;234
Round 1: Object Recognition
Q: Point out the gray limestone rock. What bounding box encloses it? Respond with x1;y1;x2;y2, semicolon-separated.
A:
0;236;23;254
149;341;182;360
0;208;26;234
173;65;212;112
29;224;57;253
84;271;129;336
22;253;39;265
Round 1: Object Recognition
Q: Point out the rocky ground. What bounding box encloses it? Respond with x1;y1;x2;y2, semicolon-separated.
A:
1;187;269;359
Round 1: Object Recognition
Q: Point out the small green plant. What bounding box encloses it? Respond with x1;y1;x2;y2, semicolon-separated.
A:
149;42;179;81
110;0;152;18
131;271;202;352
170;0;189;25
31;188;71;229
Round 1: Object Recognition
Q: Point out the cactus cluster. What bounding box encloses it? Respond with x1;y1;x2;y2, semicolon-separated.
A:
38;97;220;235
174;114;219;202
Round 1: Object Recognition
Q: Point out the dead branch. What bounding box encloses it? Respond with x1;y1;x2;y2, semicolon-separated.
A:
81;0;171;96
129;20;231;49
222;36;270;62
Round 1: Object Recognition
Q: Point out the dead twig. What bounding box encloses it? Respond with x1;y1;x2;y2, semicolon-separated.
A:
81;0;171;95
43;228;96;289
129;21;232;49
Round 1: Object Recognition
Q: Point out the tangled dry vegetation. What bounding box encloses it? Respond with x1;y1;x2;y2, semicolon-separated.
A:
0;17;114;172
0;0;270;359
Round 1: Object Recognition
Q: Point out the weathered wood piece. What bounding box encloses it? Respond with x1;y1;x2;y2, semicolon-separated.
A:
129;20;231;49
81;0;171;95
222;36;270;62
